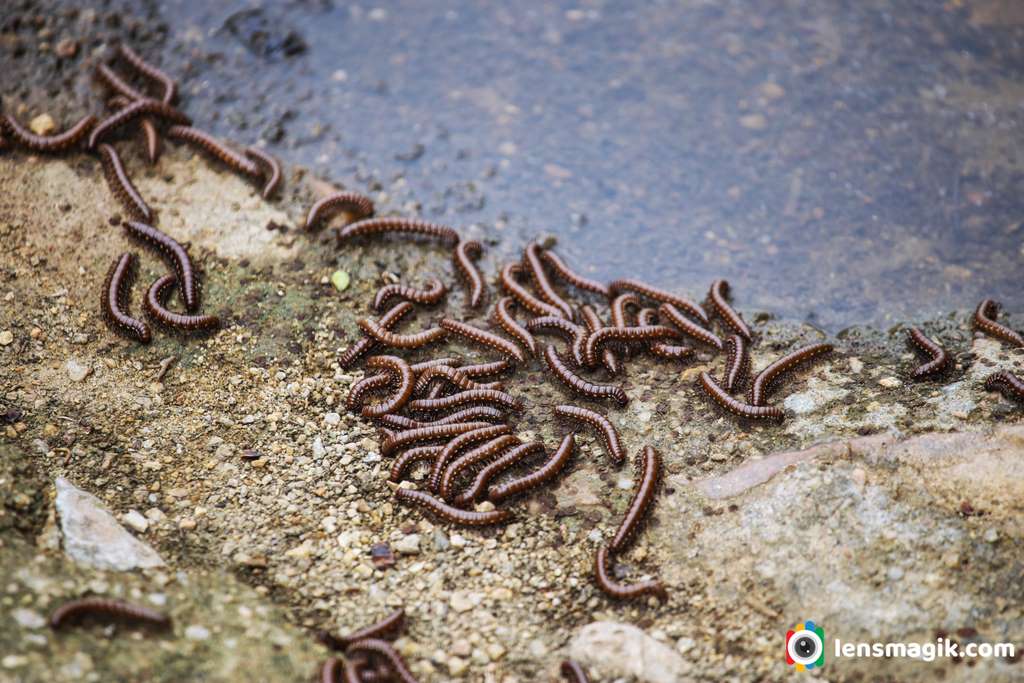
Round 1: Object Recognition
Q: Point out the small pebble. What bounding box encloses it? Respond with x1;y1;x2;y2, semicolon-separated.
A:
29;113;55;135
66;359;91;382
0;330;13;346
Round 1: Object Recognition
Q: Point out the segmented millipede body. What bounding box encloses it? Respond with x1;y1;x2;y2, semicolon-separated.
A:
347;373;394;412
459;360;512;378
244;146;282;199
985;371;1024;403
49;597;170;630
373;277;447;311
543;345;628;406
723;334;750;392
410;357;461;372
609;278;708;324
390;445;444;482
429;424;513;491
413;366;502;395
304;191;376;231
346;639;419;683
610;293;640;328
143;275;220;332
95;63;146;100
609;445;661;553
417;406;506;426
377;414;421;430
658;303;722;350
492;297;537;356
560;660;592;683
439;318;526;363
441;434;521;500
454;239;486;308
382;422;492;456
973;299;1024;347
336;217;460;245
526;316;589;367
357;317;447;350
454;442;544;506
101;253;151;344
594;545;667;602
748;342;833;406
708;279;751;340
338;302;412;369
89;100;190;149
117;45;177;104
395;488;512;527
523;243;574;319
1;113;96;153
700;372;784;422
906;328;950;380
488;433;575;503
123;220;199;312
634;309;695;361
407;389;523;413
165;125;260;177
337;609;405;646
321;657;343;683
361;356;414;417
580;305;619;374
553;404;625;465
140;118;160;163
540;249;610;297
97;143;152;222
582;325;680;368
500;262;564;318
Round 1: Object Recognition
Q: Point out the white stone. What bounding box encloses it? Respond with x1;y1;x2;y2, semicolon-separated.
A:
394;534;421;554
185;624;211;640
11;608;45;629
121;510;149;533
324;412;341;426
66;359;91;382
569;622;693;683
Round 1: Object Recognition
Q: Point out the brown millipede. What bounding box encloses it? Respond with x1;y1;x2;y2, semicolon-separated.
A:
357;317;447;350
395;488;512;527
500;262;564;318
906;328;951;380
406;389;523;413
459;360;512;378
560;660;592;683
488;432;575;503
97;143;152;223
123;220;199;312
244;146;282;199
429;424;513;492
338;609;405;646
723;334;750;392
339;302;412;368
582;325;680;368
609;278;708;324
304;191;376;231
382;421;492;456
748;342;833;406
439;318;526;363
543;345;628;406
347;373;394;413
140;118;160;163
441;433;520;500
320;657;343;683
609;445;661;553
373;277;447;311
143;275;220;333
413;365;502;395
647;342;694;362
580;304;619;374
454;239;486;308
345;639;418;683
336;217;460;245
700;371;784;421
594;545;667;602
117;45;177;104
523;243;574;319
389;445;444;482
526;316;589;367
492;297;537;357
610;293;640;329
658;303;722;350
417;406;506;426
361;356;415;417
49;597;170;630
973;299;1024;348
708;279;752;340
985;371;1024;403
540;249;610;297
453;442;544;506
553;404;625;465
101;253;151;344
1;113;96;153
95;63;146;100
89;100;190;149
165;125;261;177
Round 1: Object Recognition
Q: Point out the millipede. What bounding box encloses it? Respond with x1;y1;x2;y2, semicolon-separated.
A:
540;249;610;297
906;327;950;380
101;253;151;344
406;389;523;413
357;317;447;350
49;597;171;630
582;325;680;368
454;239;486;308
973;299;1024;348
610;292;640;329
413;365;502;395
143;275;220;333
416;406;506;426
440;433;521;500
338;302;412;368
488;432;575;503
89;100;190;149
438;318;526;363
985;371;1024;403
95;62;146;101
320;657;343;683
0;113;96;153
700;371;784;422
553;404;625;465
429;424;513;491
394;487;512;527
389;445;444;482
722;334;750;392
523;243;574;319
500;262;564;318
593;545;667;602
459;360;512;379
373;277;447;311
243;146;282;199
345;638;419;683
140;118;160;163
336;609;405;647
560;660;592;683
748;342;833;407
492;297;537;356
708;279;752;340
97;143;152;223
336;217;460;245
304;191;376;231
381;421;493;456
117;44;177;104
347;373;394;413
526;316;589;367
165;125;261;178
634;306;695;363
580;304;619;374
123;220;199;312
609;445;661;553
453;441;544;506
361;355;415;417
609;278;708;324
658;303;723;350
543;345;628;406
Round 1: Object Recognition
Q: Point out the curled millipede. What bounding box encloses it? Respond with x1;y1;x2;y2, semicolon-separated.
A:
540;249;610;297
439;318;526;363
723;334;750;392
417;406;506;426
580;304;619;374
244;146;282;199
441;434;520;500
165;125;261;177
636;307;693;361
345;639;419;683
543;345;628;406
389;445;444;482
339;302;413;369
748;342;833;406
361;356;415;417
594;545;667;602
973;299;1024;348
708;279;752;340
906;328;950;380
413;365;502;395
406;389;523;413
117;45;177;104
95;63;146;100
700;372;784;422
320;657;343;683
488;432;575;503
610;293;640;329
347;373;394;412
553;404;625;465
491;299;538;359
382;421;492;456
582;325;680;368
658;303;723;350
89;100;190;149
459;360;512;379
143;274;220;333
609;278;708;324
454;239;486;308
395;487;512;527
101;253;151;344
123;220;199;312
429;424;513;491
523;243;574;319
560;660;592;683
373;277;447;311
305;191;376;231
49;597;171;630
609;445;661;553
985;371;1024;403
526;316;589;367
454;442;544;506
338;609;405;646
1;113;96;153
500;262;564;318
357;317;447;350
97;143;152;222
336;217;460;245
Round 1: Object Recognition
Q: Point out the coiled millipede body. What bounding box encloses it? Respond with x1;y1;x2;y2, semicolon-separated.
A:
985;371;1024;403
347;372;395;413
906;327;950;380
339;302;413;369
747;342;833;407
429;424;513;492
438;318;526;363
608;445;661;553
526;316;589;367
361;355;415;417
722;334;750;392
488;432;575;503
440;433;521;500
553;404;625;465
413;365;502;395
543;345;628;406
609;277;708;324
357;317;447;350
454;239;486;308
582;325;679;368
700;371;784;422
89;100;191;149
453;441;544;506
523;243;574;319
123;220;199;312
345;638;419;683
305;191;375;231
101;252;151;344
580;304;619;374
500;262;564;318
492;297;537;356
973;299;1024;348
143;274;220;333
708;279;751;340
395;487;512;526
389;445;444;482
1;113;96;153
594;545;667;602
117;44;177;104
243;146;283;199
373;277;447;311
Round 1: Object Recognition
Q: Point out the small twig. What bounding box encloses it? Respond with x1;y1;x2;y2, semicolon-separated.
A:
155;356;177;382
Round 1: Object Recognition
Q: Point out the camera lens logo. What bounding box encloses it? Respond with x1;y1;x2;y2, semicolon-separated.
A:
786;620;825;671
